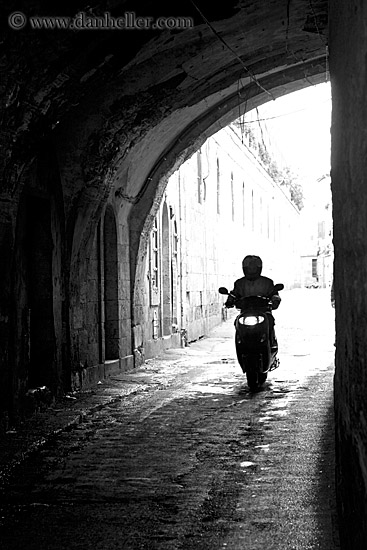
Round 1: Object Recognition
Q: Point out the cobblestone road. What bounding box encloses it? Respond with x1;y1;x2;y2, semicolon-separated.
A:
0;289;339;549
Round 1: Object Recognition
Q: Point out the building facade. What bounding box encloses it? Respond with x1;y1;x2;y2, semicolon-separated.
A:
300;175;333;288
141;124;302;356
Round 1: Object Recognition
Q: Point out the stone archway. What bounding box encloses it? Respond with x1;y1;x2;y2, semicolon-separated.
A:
3;0;367;543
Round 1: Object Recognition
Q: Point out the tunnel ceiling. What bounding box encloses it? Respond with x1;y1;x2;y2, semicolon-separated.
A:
2;0;328;255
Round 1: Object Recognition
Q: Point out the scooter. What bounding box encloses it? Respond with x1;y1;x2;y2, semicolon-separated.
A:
218;284;284;390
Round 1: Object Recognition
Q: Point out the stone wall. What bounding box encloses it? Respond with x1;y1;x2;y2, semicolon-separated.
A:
330;1;367;547
70;203;134;391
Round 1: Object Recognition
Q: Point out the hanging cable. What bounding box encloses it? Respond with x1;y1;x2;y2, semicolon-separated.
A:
308;0;329;83
189;0;275;100
325;45;329;82
239;97;331;125
308;0;327;46
285;0;325;88
237;76;249;144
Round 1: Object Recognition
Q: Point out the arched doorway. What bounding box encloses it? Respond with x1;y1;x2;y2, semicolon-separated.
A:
103;206;120;360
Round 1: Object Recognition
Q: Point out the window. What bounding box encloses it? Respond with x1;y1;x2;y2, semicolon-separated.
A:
197;150;202;204
151;217;159;288
231;172;234;221
216;158;220;214
312;258;318;278
242;182;245;226
171;219;179;326
318;221;325;239
172;220;178;257
152;309;159;340
149;217;160;306
260;197;263;233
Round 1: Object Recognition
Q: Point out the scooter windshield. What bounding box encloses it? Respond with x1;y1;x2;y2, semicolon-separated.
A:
236;295;269;310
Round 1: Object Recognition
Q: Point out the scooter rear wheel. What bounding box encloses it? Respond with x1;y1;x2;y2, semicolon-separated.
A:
246;370;260;391
246;371;267;390
243;354;268;391
258;372;268;385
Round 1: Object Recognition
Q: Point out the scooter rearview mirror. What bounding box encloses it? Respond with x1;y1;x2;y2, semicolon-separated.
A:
218;287;229;295
274;283;284;292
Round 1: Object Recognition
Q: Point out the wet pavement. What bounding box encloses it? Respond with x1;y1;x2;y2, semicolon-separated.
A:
0;289;339;549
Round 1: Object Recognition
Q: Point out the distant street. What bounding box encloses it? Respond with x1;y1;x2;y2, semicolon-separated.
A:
0;288;339;549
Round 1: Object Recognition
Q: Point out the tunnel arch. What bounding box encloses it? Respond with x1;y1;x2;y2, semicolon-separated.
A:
129;70;328;324
1;0;330;407
2;0;328;262
0;0;332;404
6;0;367;546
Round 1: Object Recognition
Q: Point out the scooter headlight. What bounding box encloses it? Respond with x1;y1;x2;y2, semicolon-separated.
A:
239;315;265;326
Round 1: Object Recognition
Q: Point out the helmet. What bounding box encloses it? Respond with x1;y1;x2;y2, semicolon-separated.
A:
242;255;262;280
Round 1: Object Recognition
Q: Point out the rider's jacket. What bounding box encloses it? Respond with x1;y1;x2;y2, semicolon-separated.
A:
225;275;280;308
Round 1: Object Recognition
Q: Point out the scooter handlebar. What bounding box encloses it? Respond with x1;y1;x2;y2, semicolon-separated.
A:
218;283;284;309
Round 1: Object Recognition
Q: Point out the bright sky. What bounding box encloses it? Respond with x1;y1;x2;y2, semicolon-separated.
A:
248;82;331;188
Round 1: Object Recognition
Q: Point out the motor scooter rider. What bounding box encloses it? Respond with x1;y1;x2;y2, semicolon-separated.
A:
225;255;280;346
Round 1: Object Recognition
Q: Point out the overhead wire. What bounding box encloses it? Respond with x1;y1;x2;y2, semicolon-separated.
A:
285;0;315;88
126;3;329;205
308;0;327;46
189;0;275;100
238;97;331;124
285;0;329;87
307;0;329;82
189;0;328;131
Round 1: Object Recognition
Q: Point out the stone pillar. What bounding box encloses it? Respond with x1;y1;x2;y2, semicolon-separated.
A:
329;1;367;547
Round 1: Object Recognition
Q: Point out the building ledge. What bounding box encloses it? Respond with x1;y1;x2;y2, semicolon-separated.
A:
71;355;134;391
